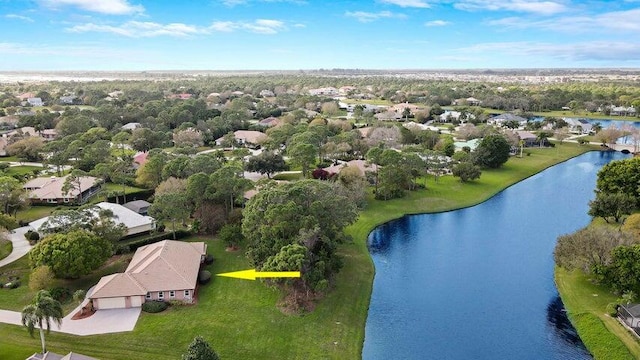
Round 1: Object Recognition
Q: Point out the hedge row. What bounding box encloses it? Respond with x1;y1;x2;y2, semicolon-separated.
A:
117;230;192;254
106;189;154;203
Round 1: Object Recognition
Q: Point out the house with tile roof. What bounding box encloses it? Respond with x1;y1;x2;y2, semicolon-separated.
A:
23;175;102;205
89;240;207;310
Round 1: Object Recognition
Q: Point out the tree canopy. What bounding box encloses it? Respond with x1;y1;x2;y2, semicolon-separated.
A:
242;180;358;293
30;230;113;278
472;134;511;168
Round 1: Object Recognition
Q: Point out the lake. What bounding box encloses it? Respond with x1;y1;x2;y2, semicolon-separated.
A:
363;151;629;360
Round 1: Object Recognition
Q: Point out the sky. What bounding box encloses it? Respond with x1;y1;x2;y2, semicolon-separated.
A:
1;0;640;70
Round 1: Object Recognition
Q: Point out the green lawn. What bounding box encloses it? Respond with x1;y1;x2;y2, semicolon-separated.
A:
0;142;596;360
4;166;42;178
16;206;56;223
0;238;12;261
556;268;640;359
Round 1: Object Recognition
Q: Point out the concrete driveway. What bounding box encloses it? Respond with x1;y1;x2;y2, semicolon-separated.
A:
0;301;141;336
0;226;33;268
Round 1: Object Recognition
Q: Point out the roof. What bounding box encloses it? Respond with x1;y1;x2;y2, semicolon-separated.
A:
491;113;527;123
121;122;141;130
123;200;151;212
95;202;155;230
230;130;267;144
29;202;155;233
516;131;537;140
133;151;148;165
324;160;378;177
90;240;207;299
24;175;100;201
620;303;640;317
259;117;279;126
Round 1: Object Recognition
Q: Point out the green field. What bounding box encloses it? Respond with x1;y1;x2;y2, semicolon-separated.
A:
4;166;42;178
0;143;597;359
556;268;640;359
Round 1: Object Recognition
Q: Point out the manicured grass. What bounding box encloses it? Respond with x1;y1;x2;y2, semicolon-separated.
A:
102;183;147;195
4;166;42;178
0;143;595;360
0;238;12;261
555;268;640;359
16;206;56;223
0;156;21;162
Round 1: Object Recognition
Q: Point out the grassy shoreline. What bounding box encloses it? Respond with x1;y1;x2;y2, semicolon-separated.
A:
555;268;640;359
0;143;596;359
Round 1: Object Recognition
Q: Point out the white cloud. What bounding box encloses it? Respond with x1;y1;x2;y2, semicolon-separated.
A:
379;0;430;8
425;20;450;26
67;21;208;37
293;23;306;28
456;41;640;61
454;0;567;15
487;8;640;33
66;18;289;37
38;0;144;15
5;14;35;22
345;10;406;23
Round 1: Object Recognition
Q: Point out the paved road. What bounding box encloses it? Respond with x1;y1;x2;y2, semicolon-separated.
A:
0;226;32;268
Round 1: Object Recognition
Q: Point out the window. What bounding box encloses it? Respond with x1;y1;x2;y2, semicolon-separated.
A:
169;290;175;298
63;197;69;203
47;198;56;203
145;292;151;300
184;290;190;298
158;291;164;300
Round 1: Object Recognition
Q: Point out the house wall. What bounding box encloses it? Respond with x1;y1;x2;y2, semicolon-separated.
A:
126;223;156;236
146;289;195;303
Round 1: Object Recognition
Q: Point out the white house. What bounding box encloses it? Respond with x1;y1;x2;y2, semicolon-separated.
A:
29;202;156;237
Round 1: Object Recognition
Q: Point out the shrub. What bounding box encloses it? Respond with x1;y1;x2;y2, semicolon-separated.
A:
204;254;214;265
6;280;20;289
49;287;72;303
25;230;40;242
142;300;168;313
198;270;212;284
29;265;54;291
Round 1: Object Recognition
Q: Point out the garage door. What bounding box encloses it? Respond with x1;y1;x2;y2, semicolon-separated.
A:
131;296;142;307
97;297;126;309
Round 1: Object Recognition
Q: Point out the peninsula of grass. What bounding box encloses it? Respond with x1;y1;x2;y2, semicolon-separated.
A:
555;268;640;360
0;143;595;360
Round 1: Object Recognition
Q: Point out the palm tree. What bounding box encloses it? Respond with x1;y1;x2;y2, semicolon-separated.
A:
21;290;64;355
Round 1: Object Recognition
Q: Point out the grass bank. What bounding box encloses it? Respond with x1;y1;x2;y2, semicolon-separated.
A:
555;268;640;359
0;238;12;261
0;143;594;359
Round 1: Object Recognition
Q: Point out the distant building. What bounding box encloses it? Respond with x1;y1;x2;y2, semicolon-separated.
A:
27;351;98;360
26;98;44;107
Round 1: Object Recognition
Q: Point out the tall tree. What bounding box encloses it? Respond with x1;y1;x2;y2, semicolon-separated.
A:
472;134;511;168
0;176;27;214
245;151;288;179
21;290;64;355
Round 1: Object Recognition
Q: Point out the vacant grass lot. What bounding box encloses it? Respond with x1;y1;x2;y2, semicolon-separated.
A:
555;268;640;359
0;143;596;359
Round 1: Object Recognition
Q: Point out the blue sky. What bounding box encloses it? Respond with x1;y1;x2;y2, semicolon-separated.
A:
1;0;640;70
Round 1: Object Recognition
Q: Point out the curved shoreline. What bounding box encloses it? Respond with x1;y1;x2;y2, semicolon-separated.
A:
349;145;599;358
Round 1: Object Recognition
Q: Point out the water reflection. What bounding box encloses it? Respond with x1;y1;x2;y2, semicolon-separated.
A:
546;296;590;354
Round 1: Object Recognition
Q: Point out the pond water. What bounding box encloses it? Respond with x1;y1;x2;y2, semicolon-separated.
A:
363;151;629;360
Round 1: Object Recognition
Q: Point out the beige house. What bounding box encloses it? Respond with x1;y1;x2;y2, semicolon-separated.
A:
215;130;267;148
89;240;207;310
324;159;378;177
23;175;102;205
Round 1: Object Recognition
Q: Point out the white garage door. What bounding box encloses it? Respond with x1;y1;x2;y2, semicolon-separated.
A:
131;296;142;307
97;297;126;309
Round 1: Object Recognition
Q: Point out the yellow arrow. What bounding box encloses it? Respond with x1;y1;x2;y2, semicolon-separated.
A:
216;269;301;281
